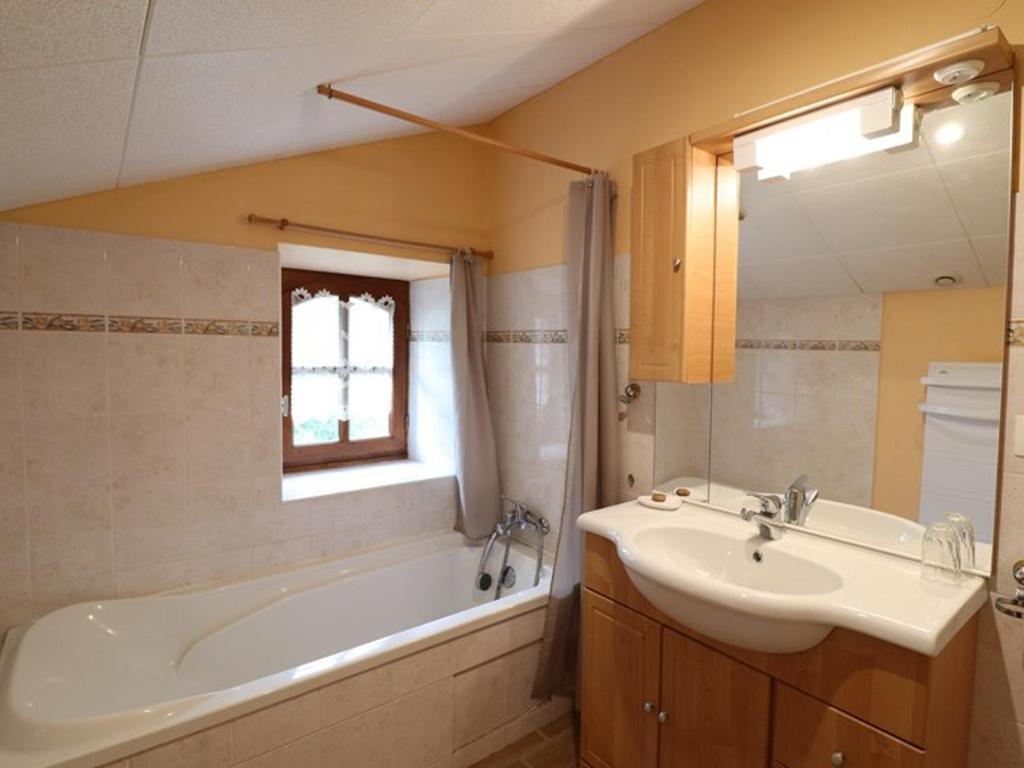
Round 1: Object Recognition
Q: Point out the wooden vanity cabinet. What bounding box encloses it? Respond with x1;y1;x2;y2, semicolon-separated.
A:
579;533;978;768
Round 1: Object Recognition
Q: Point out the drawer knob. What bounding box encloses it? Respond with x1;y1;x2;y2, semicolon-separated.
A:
830;752;845;767
642;701;654;714
657;711;669;723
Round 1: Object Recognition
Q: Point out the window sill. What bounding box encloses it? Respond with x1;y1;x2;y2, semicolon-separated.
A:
282;460;453;503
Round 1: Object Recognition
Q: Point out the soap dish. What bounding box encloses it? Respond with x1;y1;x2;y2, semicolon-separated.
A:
638;494;682;511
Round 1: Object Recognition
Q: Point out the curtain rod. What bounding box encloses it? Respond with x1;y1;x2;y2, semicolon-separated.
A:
316;84;597;176
246;214;494;259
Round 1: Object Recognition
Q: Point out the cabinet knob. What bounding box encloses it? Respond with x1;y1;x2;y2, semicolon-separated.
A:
657;711;669;723
672;258;682;273
830;752;845;767
642;701;654;714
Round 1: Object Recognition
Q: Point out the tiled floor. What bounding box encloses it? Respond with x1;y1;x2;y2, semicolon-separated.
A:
468;715;577;768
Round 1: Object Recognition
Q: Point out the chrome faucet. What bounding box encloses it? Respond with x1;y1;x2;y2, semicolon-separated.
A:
741;492;784;540
783;474;818;526
475;497;550;598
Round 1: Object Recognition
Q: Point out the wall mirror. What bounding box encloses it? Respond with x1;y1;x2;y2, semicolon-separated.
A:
651;37;1014;575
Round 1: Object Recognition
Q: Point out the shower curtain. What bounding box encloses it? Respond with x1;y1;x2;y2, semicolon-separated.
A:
450;250;502;541
533;172;620;700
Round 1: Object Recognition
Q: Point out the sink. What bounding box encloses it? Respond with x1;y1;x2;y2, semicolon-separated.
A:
633;527;843;596
578;502;987;656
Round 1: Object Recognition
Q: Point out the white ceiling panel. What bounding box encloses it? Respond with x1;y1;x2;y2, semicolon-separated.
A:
937;150;1012;237
2;0;707;208
971;234;1010;286
0;60;138;210
740;257;861;300
0;0;148;71
738;193;830;263
793;166;964;253
783;141;933;194
835;239;987;294
145;0;429;55
921;92;1013;164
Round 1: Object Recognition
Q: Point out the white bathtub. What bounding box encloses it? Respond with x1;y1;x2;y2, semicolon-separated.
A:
0;532;551;768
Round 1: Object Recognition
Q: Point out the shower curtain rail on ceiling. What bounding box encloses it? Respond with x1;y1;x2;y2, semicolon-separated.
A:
246;213;495;259
316;84;598;176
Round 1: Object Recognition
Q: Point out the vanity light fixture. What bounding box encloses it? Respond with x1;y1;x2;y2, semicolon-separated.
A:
733;87;918;181
934;122;965;145
952;81;1000;104
932;59;985;86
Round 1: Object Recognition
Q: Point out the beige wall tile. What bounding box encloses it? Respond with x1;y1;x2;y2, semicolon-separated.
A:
320;706;391;768
31;569;114;617
19;225;106;314
107;334;184;415
967;706;1024;768
247;251;280;323
972;598;1024;723
186;548;251;586
96;760;128;768
249;336;280;414
392;678;454;768
251;537;312;572
182;245;250;320
233;690;320;763
28;487;112;585
184;408;251;486
0;505;31;631
508;609;546;650
454;657;507;748
0;222;18;310
184;336;249;414
505;643;542;721
236;732;321;768
21;332;107;417
110;412;185;495
452;621;509;673
112;481;186;571
0;334;22;418
0;418;26;508
24;415;109;503
104;234;182;318
131;723;233;768
320;664;394;727
996;472;1024;594
185;479;252;560
115;559;188;598
1002;348;1024;477
392;642;454;698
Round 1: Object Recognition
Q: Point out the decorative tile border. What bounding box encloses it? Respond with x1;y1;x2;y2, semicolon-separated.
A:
737;338;880;352
484;330;568;344
1008;320;1024;347
410;330;451;342
0;311;279;337
616;328;630;345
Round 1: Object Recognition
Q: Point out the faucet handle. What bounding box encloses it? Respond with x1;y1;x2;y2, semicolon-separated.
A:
744;492;783;515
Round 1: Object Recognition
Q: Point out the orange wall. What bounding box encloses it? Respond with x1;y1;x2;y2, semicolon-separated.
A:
872;286;1007;520
0;130;489;265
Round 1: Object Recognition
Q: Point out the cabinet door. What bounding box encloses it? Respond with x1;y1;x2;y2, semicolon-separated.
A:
658;628;772;768
581;589;661;768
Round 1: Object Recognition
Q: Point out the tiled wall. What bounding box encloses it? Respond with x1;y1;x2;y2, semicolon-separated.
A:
709;295;882;506
968;195;1024;767
409;276;455;474
96;607;569;768
0;223;455;634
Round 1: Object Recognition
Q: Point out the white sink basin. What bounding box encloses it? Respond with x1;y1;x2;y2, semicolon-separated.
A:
579;502;987;655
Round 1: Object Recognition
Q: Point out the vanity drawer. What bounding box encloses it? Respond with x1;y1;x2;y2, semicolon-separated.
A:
773;685;924;768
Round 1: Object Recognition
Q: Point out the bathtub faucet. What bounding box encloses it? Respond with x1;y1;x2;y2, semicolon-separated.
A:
475;498;550;598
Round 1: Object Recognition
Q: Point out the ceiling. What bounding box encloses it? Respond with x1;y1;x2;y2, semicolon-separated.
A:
738;91;1013;300
0;0;704;212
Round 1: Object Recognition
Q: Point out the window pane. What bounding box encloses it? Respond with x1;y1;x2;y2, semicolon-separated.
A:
292;371;341;446
348;372;392;441
292;294;341;368
347;296;393;369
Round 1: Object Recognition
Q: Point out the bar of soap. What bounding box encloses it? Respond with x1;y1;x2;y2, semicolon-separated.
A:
651;492;667;502
673;487;691;497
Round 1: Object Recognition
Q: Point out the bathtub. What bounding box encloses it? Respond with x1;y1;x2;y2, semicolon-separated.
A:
0;532;552;768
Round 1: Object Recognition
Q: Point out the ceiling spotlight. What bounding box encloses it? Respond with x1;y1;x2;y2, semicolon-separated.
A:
934;123;964;145
933;59;985;86
934;275;959;287
952;81;1000;104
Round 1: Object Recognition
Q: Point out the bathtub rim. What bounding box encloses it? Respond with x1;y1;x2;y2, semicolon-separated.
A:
0;531;552;768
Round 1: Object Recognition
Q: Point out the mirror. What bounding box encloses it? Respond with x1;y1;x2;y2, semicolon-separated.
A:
656;87;1013;574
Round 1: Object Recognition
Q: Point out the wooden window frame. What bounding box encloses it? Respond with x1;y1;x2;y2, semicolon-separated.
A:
282;268;409;472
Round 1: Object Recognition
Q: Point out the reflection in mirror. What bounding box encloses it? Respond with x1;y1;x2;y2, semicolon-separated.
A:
654;381;711;503
662;88;1012;574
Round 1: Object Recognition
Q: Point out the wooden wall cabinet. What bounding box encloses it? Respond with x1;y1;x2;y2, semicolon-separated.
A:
628;138;737;383
579;534;977;768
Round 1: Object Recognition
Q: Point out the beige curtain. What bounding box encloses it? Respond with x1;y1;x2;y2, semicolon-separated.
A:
533;172;620;700
450;250;502;541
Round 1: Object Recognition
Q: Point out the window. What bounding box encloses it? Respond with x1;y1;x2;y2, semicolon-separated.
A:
282;268;409;471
